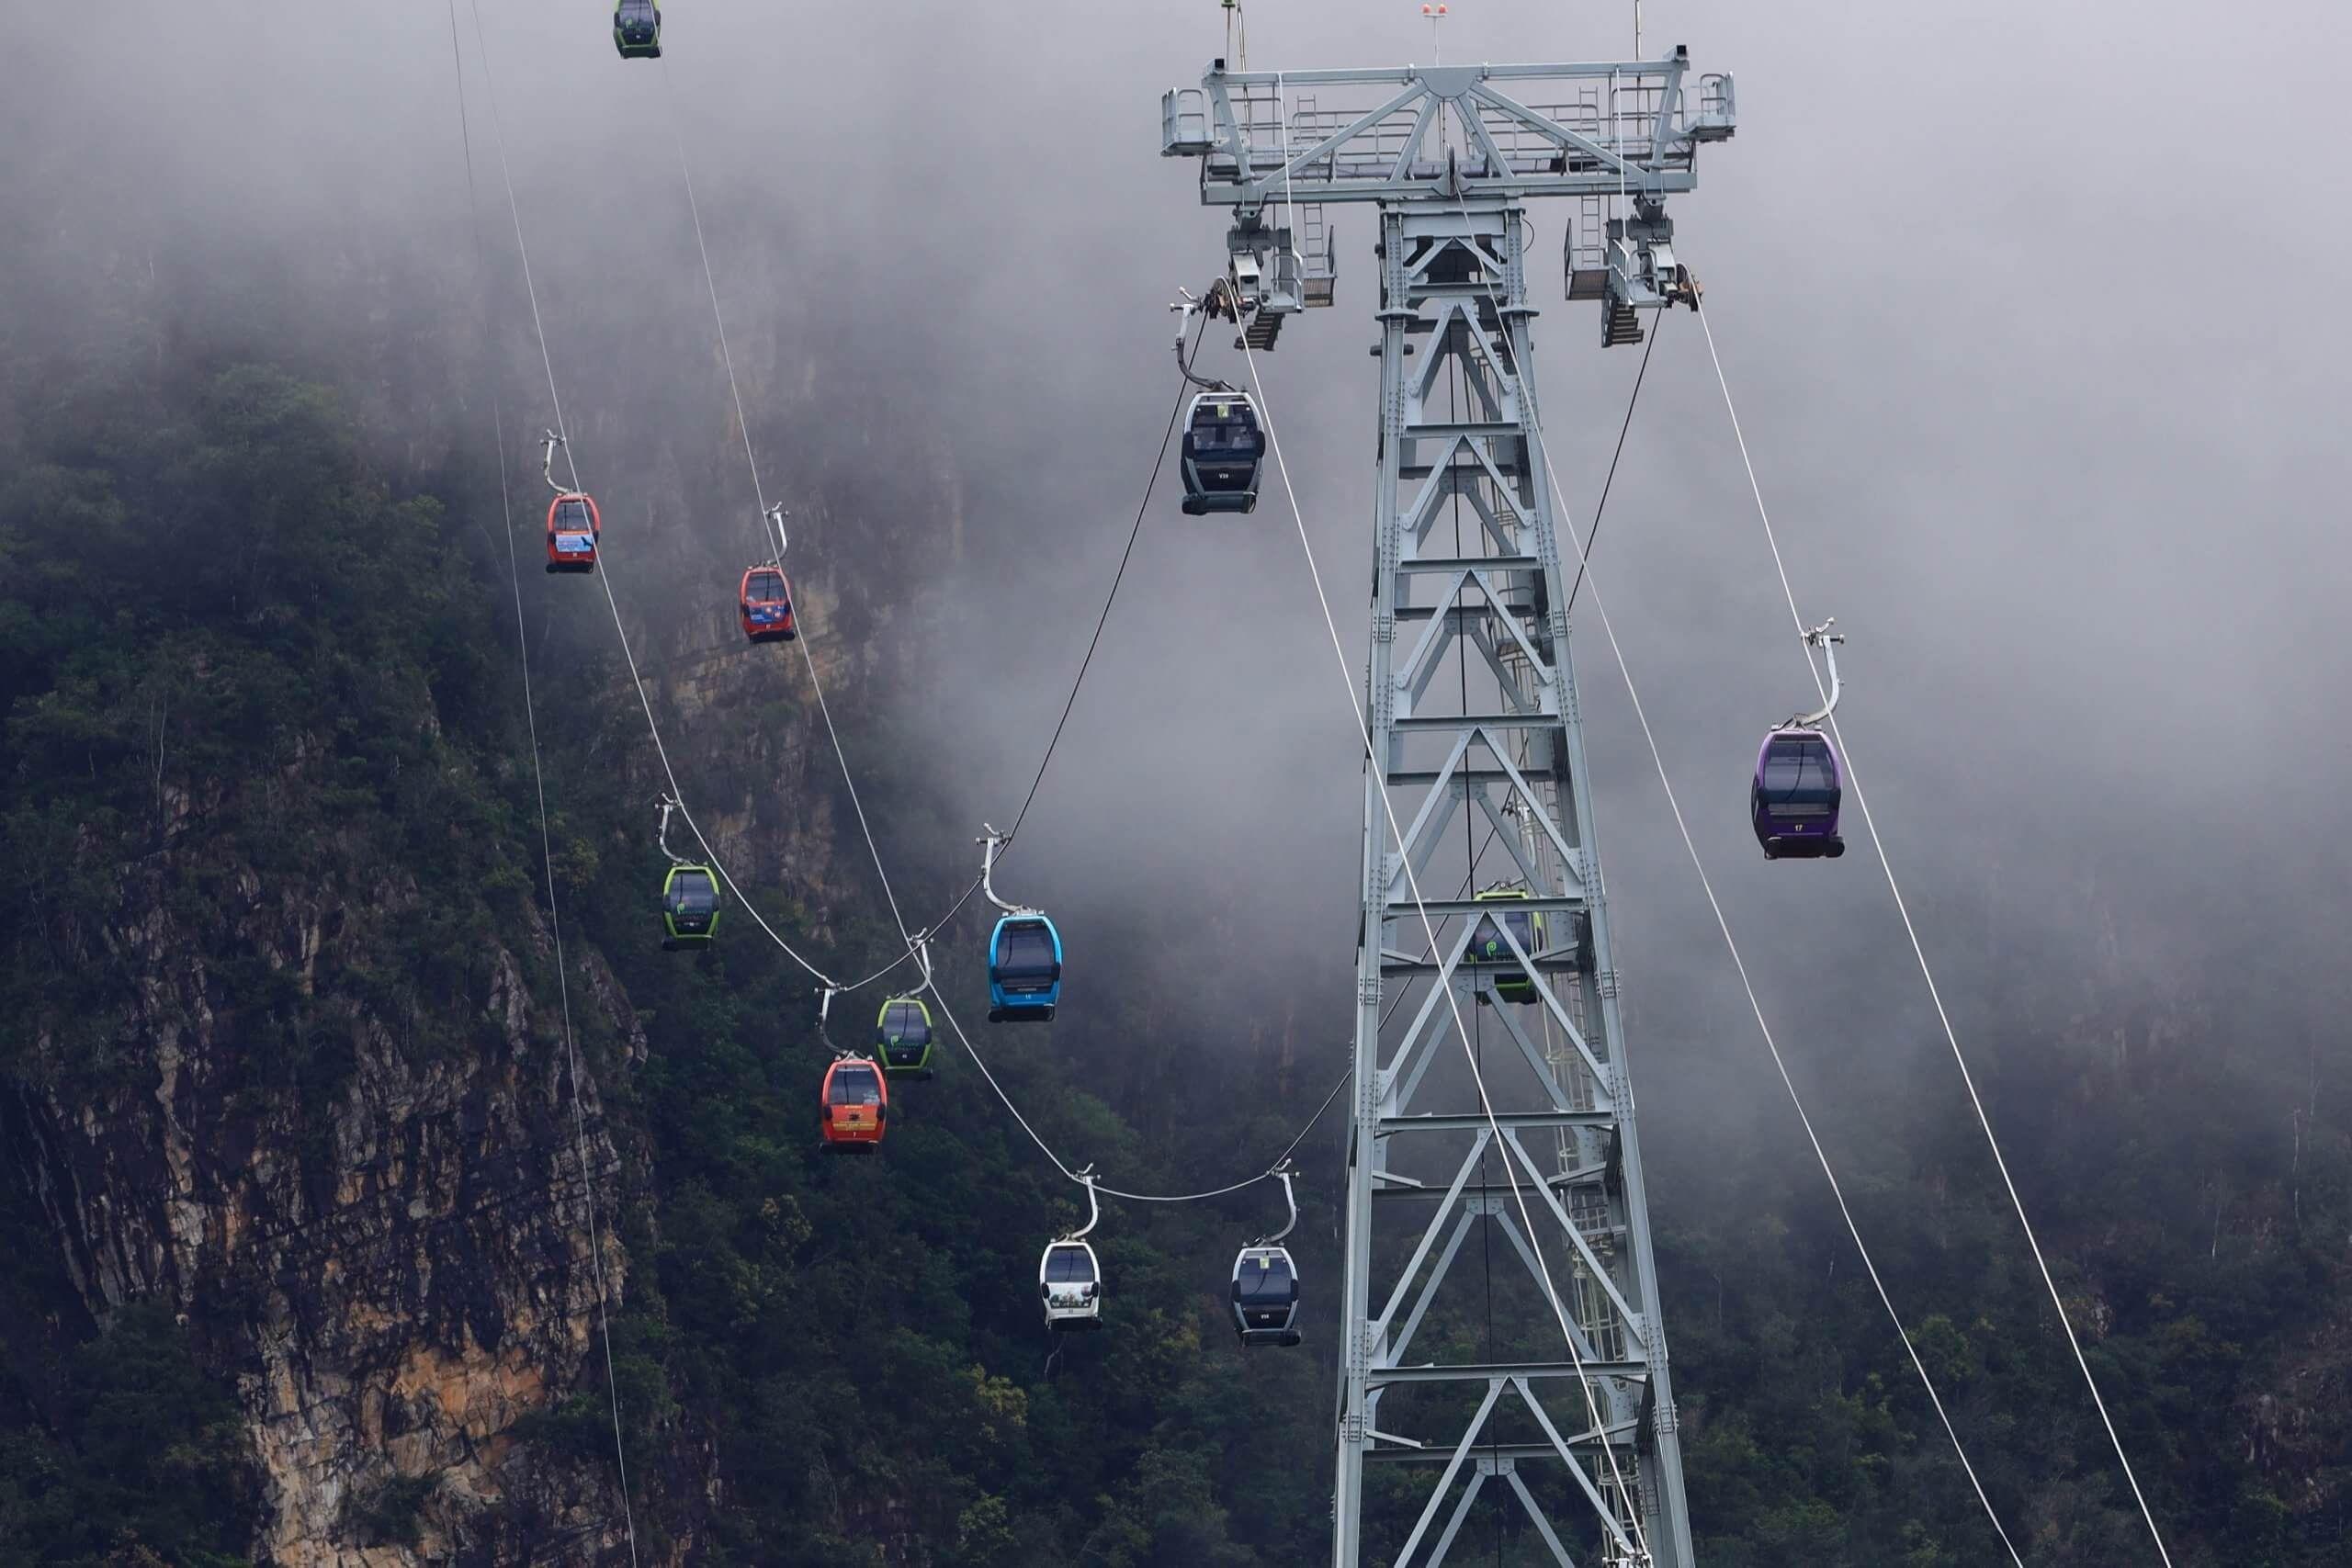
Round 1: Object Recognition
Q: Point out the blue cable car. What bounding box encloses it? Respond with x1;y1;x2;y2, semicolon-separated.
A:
987;913;1062;1023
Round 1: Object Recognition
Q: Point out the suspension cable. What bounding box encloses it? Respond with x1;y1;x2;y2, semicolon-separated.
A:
1564;309;1664;618
644;62;1324;1205
1697;300;2172;1562
1442;194;2022;1562
1002;312;1207;848
464;0;867;995
447;9;639;1561
652;59;922;955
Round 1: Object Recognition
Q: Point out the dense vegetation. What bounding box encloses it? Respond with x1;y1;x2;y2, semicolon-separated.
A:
0;343;2345;1565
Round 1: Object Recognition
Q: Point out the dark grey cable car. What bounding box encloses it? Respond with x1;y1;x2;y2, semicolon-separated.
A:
1231;1164;1303;1347
1179;391;1265;514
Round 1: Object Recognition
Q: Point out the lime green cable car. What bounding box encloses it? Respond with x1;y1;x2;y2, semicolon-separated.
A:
1468;885;1547;1004
875;997;936;1079
661;863;720;950
614;0;662;60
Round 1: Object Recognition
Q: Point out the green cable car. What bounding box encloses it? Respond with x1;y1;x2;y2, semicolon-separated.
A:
875;997;936;1079
1468;885;1547;1004
661;863;720;950
614;0;662;60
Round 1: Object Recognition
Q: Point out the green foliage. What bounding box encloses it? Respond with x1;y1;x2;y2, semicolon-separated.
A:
4;337;2347;1567
0;1303;258;1567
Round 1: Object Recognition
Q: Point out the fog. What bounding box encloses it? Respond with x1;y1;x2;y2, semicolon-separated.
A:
10;0;2351;1192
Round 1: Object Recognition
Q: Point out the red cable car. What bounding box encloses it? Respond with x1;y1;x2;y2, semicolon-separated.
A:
818;1056;887;1153
740;565;796;642
546;492;601;574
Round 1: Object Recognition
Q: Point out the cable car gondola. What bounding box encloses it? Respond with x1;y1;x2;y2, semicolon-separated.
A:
1752;728;1844;859
613;0;662;59
739;566;796;643
1230;1165;1303;1347
875;996;935;1078
818;1055;888;1153
1040;1171;1103;1331
1468;885;1548;1004
1179;391;1265;515
1753;622;1848;861
545;491;601;574
977;827;1062;1022
660;863;721;950
1041;1241;1102;1330
537;432;600;573
988;914;1061;1022
653;800;720;949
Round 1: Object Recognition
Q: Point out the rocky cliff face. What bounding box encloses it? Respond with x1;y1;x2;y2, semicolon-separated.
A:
0;597;913;1566
8;836;658;1563
0;247;967;1549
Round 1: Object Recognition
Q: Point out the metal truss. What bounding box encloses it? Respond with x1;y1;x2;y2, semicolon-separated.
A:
1163;50;1735;351
1162;44;1734;1564
1161;52;1733;209
1311;198;1697;1568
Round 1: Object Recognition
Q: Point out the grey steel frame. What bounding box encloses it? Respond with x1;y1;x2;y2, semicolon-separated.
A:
1162;49;1735;1568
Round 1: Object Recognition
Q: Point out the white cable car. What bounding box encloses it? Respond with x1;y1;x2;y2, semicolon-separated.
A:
1231;1164;1303;1347
1040;1169;1104;1332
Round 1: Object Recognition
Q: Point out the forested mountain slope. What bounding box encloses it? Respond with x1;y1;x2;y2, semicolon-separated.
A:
1;166;2348;1568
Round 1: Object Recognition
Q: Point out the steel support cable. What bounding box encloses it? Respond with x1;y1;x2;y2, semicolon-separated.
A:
910;328;1344;1206
650;58;929;967
1445;195;2022;1561
1696;302;2174;1562
1565;310;1664;618
463;1;861;996
1430;203;2020;1562
652;61;1197;992
1003;312;1208;849
636;79;1323;1202
929;978;1348;1205
637;101;1318;1200
926;987;1080;1180
652;210;1336;1197
445;8;639;1562
1238;337;1652;1562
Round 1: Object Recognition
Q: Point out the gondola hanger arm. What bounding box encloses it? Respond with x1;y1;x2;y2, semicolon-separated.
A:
539;430;568;496
1170;287;1236;393
977;823;1038;916
1063;1165;1102;1240
815;982;848;1047
762;502;788;565
1256;1160;1300;1247
1790;617;1845;728
655;795;690;866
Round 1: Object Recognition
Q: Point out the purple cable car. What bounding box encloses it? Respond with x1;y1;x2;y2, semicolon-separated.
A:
1751;727;1844;859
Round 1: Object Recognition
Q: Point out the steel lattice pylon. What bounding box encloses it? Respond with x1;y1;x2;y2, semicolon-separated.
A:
1161;48;1736;1568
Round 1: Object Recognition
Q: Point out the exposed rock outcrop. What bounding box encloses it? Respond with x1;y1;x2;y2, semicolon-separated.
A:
12;861;656;1565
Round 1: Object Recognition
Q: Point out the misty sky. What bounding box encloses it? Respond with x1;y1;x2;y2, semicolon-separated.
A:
11;0;2351;1182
